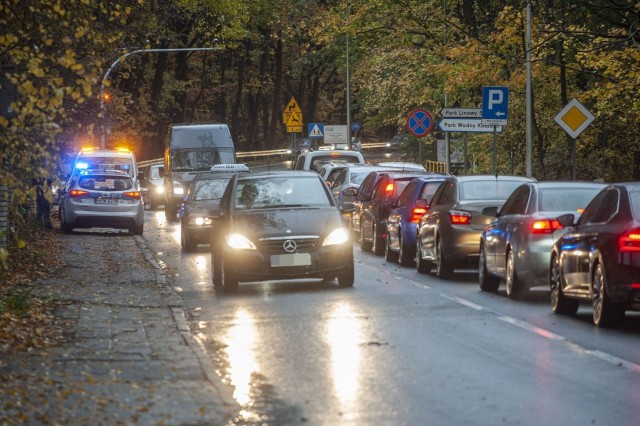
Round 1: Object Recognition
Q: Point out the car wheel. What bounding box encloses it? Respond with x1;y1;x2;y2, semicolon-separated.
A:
165;202;178;222
211;251;222;288
359;223;372;252
435;237;453;279
398;234;414;266
479;241;499;292
131;223;144;236
372;223;384;255
384;233;399;263
592;263;624;327
60;207;73;234
149;198;157;211
222;257;238;293
337;257;355;288
505;249;526;299
550;253;579;315
181;223;197;252
415;237;432;274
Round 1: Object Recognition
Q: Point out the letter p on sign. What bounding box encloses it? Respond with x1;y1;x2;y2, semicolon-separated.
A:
488;90;503;109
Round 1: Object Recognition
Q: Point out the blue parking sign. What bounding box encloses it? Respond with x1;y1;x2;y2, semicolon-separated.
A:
482;86;509;126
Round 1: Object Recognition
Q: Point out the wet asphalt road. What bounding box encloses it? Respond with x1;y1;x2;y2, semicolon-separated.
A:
142;207;640;426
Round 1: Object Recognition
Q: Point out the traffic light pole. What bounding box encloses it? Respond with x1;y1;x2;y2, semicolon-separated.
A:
100;47;219;149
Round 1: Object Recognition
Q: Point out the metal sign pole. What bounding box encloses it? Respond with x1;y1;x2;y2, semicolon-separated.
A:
493;126;498;176
571;138;576;180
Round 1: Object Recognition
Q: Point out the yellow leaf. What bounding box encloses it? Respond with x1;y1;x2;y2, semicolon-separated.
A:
16;239;26;249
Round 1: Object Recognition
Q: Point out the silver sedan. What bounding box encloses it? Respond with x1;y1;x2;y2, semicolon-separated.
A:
416;175;534;279
479;181;606;298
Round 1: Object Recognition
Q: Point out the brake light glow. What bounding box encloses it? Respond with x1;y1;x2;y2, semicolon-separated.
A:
450;210;471;225
411;207;428;223
619;230;640;252
385;183;395;193
631;283;640;289
530;219;563;234
123;191;141;199
70;189;89;198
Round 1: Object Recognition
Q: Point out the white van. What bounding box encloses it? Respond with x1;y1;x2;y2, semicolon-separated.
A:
66;147;139;191
293;149;365;173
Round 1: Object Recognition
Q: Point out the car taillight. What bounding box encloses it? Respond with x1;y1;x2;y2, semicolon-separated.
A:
530;219;563;234
411;207;428;223
124;191;141;199
69;189;89;198
450;210;471;225
385;183;394;193
619;229;640;252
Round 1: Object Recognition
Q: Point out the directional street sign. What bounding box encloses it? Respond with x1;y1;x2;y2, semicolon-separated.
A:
406;109;434;138
553;98;595;139
440;108;482;118
437;118;503;133
351;121;361;132
308;123;324;139
482;86;509;126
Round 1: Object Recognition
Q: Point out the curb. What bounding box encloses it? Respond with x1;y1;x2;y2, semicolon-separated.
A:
134;235;240;413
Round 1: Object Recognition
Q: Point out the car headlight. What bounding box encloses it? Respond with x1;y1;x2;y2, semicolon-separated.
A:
190;215;213;226
323;228;350;246
226;233;256;250
154;185;164;194
173;181;184;195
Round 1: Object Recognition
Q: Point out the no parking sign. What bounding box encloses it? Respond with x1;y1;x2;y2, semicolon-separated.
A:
406;109;434;138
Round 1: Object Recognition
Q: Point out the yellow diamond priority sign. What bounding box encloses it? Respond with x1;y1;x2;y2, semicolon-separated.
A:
553;98;595;139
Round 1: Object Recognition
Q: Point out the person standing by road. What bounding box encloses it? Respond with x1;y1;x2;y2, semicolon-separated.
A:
35;177;53;229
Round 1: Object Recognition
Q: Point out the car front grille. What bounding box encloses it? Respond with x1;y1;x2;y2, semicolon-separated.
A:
258;237;320;254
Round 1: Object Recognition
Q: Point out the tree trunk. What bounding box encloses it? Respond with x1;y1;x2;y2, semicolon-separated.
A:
268;38;283;149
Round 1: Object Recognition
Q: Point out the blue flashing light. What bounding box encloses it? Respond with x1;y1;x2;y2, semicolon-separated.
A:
76;161;89;170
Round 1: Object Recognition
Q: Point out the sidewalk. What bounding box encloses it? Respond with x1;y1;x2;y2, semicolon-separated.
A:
0;232;239;425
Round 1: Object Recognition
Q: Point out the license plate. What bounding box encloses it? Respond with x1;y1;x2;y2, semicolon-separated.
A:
95;198;118;204
271;253;311;267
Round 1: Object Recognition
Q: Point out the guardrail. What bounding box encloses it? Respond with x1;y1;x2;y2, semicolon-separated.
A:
137;143;390;168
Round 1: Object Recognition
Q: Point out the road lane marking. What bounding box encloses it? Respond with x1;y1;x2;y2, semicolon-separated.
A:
498;316;566;341
359;254;640;374
439;293;485;311
585;350;640;373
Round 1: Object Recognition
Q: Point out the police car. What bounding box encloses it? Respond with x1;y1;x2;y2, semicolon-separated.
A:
178;164;250;252
59;169;144;235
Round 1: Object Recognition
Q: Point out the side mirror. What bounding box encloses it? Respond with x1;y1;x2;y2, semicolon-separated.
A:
343;187;358;197
158;167;165;178
415;199;428;209
557;213;576;227
481;206;499;217
340;202;356;213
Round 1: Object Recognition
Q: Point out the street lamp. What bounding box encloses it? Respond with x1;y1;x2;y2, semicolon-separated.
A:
345;1;352;150
100;47;220;149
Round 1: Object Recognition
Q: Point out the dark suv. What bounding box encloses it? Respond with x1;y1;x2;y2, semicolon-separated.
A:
357;170;427;255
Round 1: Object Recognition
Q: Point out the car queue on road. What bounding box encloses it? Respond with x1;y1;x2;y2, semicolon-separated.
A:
60;144;640;328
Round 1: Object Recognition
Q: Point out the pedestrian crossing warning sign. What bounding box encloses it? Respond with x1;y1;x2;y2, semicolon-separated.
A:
308;123;324;139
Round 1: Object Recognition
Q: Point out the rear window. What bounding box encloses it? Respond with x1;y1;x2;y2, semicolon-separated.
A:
79;175;132;191
350;170;372;185
460;180;526;201
538;187;603;212
310;155;361;173
419;181;443;203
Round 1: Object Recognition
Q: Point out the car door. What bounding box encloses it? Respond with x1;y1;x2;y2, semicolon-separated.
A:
560;188;618;292
485;185;530;274
362;177;387;240
418;179;454;260
388;180;417;247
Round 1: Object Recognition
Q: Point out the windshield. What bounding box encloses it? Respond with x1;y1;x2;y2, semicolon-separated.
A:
171;148;235;171
234;176;332;210
192;177;231;201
